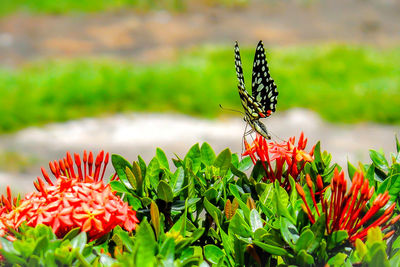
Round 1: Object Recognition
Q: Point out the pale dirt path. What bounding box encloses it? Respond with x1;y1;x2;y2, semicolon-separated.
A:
0;109;399;193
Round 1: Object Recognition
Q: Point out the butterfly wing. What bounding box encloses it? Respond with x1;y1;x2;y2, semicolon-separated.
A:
251;40;278;117
235;42;265;120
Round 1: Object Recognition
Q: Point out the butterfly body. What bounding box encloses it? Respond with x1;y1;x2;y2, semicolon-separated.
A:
234;41;278;139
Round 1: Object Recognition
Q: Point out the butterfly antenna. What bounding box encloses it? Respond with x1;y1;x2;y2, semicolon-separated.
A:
219;104;245;115
269;130;286;143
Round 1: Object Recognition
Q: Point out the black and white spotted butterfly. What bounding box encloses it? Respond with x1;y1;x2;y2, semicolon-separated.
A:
234;40;278;139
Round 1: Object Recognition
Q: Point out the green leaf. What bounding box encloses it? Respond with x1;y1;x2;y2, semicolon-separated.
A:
369;149;389;173
328;230;348;250
204;187;218;201
201;142;216;166
185;143;201;174
70;232;87;254
347;161;357;180
396;135;400;153
150;201;160;240
156;147;169;170
171;167;185;195
204;245;225;264
253;240;289;257
296;249;314;265
204;197;222;224
135;220;157;266
111;154;133;189
355;238;367;260
125;167;137;190
62;228;80;241
146;157;160;189
309;214;326;253
110;180;131;194
327;253;348;267
159;237;175;265
229;212;252;238
230;163;248;181
280;217;299;249
273;181;295;224
229;184;251;220
113;226;134;253
249;209;263;233
132;161;143;193
213;148;232;177
157;180;174;203
238;156;253;172
294;229;314;253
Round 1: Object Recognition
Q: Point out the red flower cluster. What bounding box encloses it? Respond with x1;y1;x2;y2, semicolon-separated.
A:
296;169;399;242
0;151;139;241
243;132;314;190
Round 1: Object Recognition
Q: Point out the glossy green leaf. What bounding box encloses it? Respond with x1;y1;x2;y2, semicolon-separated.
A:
185;143;201;174
204;197;222;224
238;156;253;172
204;187;218;201
135;220;157;266
347;161;357;180
229;212;252;238
294;229;314;253
114;227;134;253
159;237;175;264
229;184;251;219
132;161;143;193
110;180;131;194
213;148;232;177
230;163;247;181
157;180;174;203
280;217;299;249
201;142;216;166
146;157;160;190
125;166;137;190
62;228;80;241
327;253;348;266
328;230;348;250
111;154;133;189
150;201;160;240
296;249;314;265
204;245;225;264
253;240;289;257
70;232;87;254
250;209;263;233
171;167;185;195
369;149;389;173
156;147;169;170
273;181;295;224
137;155;147;178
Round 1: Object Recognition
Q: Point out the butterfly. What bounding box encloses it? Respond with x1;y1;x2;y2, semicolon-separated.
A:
234;40;278;139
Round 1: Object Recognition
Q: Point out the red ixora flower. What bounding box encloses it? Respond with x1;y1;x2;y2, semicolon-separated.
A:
296;169;399;242
0;150;139;241
243;132;314;191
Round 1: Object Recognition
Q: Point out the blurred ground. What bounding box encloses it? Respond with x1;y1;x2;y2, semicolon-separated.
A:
0;0;399;193
1;109;398;193
1;0;400;65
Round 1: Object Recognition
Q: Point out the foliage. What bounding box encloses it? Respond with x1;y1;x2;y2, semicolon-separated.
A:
0;44;400;132
0;0;249;16
1;135;400;266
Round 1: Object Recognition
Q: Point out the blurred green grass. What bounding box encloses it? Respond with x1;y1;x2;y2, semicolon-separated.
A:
0;0;247;16
0;43;399;133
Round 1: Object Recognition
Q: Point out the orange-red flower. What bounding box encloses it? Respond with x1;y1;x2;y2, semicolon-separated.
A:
296;169;398;242
0;150;139;241
243;132;314;190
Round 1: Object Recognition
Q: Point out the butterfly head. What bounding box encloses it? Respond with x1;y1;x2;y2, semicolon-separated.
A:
245;117;271;140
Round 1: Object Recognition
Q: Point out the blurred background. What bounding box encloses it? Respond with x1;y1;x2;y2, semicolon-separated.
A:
0;0;399;193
